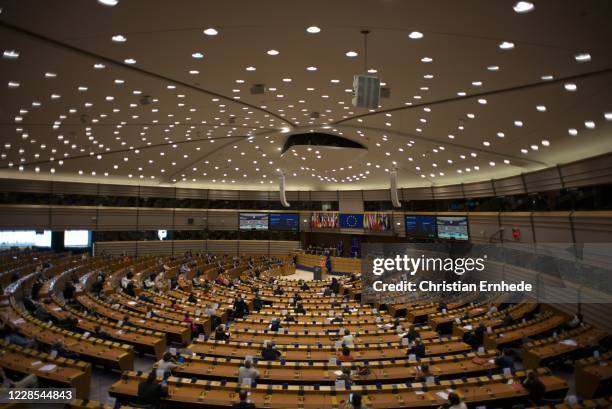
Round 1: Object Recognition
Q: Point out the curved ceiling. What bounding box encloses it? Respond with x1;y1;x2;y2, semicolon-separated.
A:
0;0;611;190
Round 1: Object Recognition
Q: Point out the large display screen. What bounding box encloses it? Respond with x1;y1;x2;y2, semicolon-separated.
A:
64;230;92;247
436;216;469;240
269;213;299;231
405;215;437;238
0;230;52;248
339;213;364;229
239;213;269;230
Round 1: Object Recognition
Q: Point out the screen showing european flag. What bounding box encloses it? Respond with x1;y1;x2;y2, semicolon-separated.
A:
339;213;364;229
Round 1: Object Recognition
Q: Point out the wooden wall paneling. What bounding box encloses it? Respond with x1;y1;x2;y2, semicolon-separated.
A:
571;211;612;243
96;208;138;231
561;153;612;188
50;206;98;230
462;180;495;198
432;184;464;200
207;210;238;230
0;205;50;229
493;175;526;196
467;213;500;244
523;167;563;193
137;208;174;230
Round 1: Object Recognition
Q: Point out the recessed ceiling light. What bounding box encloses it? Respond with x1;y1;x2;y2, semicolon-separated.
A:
306;26;321;34
7;81;20;88
282;78;292;82
541;140;550;146
521;149;528;154
246;66;256;71
44;72;57;78
574;53;591;62
584;120;595;129
93;63;106;69
478;98;487;104
421;56;433;63
514;120;523;127
306;66;317;71
536;105;546;112
98;0;118;6
564;82;577;92
472;81;482;86
497;132;505;138
605;112;612;121
499;41;515;50
568;128;578;136
367;68;377;73
192;52;204;59
487;65;499;71
2;50;19;59
541;74;554;81
124;58;136;64
203;28;218;36
513;1;534;13
457;91;466;96
267;49;279;56
345;51;358;57
111;34;127;43
189;70;199;74
408;31;423;39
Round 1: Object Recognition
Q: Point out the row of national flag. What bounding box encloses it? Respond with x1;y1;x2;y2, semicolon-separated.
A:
310;212;391;231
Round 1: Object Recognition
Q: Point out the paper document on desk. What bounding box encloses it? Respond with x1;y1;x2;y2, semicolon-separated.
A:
39;364;57;372
334;370;343;376
559;339;578;346
31;361;42;367
436;391;449;400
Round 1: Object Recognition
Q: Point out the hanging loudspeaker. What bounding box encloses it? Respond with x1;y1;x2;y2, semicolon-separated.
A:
279;173;290;207
390;169;401;208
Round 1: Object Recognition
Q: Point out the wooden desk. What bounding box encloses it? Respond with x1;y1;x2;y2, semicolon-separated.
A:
0;342;91;399
522;326;607;369
575;353;612;398
173;350;498;385
484;314;566;349
109;368;567;409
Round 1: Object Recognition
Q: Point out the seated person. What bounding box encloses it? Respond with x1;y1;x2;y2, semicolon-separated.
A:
62;281;76;300
567;313;583;329
300;281;310;291
232;389;256;409
437;302;448;312
342;329;355;347
338;346;354;362
269;318;282;332
238;359;260;385
261;341;282;361
294;303;306;314
93;325;111;340
502;312;513;327
51;340;79;360
403;325;419;342
522;371;546;405
214;324;230;341
138;370;168;409
408;340;426;358
273;286;284;296
124;281;136;297
494;349;514;369
341;392;367;409
204;304;217;316
445;392;467;409
337;366;352;386
414;363;435;382
283;314;296;323
188;293;197;304
0;367;38;390
156;352;178;375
